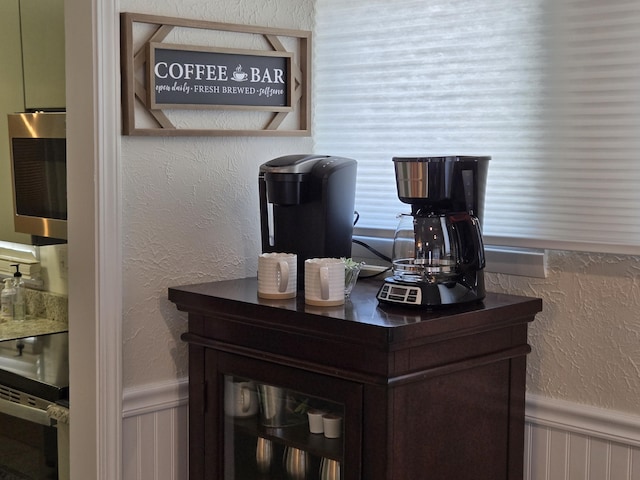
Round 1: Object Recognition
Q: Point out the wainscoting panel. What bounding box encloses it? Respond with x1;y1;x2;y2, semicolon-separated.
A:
123;379;189;480
524;424;640;480
524;394;640;480
121;380;640;480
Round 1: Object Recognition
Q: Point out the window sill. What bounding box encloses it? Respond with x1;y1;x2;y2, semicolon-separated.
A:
352;235;547;279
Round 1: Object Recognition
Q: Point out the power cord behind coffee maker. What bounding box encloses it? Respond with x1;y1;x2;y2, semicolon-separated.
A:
351;211;392;279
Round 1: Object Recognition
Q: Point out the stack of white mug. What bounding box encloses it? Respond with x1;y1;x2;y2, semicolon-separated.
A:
257;253;346;306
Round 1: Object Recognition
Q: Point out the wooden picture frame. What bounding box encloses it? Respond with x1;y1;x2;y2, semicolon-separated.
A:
120;12;311;136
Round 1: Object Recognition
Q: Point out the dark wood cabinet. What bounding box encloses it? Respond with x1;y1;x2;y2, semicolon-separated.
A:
169;277;541;480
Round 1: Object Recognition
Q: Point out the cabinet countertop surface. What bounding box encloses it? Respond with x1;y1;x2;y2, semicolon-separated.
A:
0;316;68;342
169;277;542;348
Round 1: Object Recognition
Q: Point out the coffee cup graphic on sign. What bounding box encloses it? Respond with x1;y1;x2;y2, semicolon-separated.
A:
233;64;248;81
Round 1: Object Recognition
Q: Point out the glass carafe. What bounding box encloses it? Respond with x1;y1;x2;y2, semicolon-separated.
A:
392;213;460;284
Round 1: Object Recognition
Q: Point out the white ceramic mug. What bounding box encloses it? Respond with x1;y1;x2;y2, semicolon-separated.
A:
224;376;258;417
257;253;297;299
304;258;345;306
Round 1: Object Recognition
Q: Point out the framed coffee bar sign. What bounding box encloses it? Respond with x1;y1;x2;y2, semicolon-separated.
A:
120;13;311;136
149;44;291;109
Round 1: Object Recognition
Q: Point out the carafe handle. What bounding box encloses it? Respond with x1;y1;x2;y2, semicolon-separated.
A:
450;213;485;271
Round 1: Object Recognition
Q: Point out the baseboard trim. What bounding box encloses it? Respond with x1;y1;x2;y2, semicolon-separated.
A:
525;393;640;447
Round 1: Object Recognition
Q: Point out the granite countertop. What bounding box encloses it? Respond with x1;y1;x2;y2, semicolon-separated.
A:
0;289;68;341
0;288;69;342
0;316;68;341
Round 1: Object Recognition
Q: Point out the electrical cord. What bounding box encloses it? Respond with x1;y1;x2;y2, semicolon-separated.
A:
351;210;392;278
351;238;392;264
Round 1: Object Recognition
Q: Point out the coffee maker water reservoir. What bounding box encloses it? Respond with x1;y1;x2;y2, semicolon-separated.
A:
259;155;357;288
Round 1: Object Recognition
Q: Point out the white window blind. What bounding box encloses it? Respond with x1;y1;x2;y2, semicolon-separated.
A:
314;0;640;255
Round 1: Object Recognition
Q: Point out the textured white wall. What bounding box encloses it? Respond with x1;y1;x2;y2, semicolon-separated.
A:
119;0;314;389
118;0;640;422
487;251;640;416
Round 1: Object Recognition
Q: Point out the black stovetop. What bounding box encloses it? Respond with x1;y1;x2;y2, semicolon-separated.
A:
0;332;69;402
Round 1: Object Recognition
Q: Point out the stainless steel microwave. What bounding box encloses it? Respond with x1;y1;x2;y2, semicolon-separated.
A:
8;112;67;241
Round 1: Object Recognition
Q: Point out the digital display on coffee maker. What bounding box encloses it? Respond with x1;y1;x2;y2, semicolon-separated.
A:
377;283;422;305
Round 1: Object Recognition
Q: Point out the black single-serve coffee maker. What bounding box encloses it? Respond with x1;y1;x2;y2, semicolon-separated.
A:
377;156;490;307
259;154;357;288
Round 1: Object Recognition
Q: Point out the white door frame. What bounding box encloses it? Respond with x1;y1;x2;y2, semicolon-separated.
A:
66;0;122;478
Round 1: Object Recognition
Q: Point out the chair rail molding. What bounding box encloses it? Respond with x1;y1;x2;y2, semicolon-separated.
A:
525;393;640;448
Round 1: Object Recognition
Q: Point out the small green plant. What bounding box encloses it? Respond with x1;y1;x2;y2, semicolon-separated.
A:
341;257;363;268
342;258;365;297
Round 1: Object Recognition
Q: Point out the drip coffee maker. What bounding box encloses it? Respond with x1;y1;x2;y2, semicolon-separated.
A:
377;156;490;307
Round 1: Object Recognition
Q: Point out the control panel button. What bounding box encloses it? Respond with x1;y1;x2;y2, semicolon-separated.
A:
377;283;422;305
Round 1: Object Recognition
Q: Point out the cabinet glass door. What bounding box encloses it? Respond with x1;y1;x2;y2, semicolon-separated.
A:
215;352;362;480
224;376;344;479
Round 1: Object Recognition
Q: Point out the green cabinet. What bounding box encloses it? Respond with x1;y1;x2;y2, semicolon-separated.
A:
0;0;29;244
20;0;66;110
0;0;65;245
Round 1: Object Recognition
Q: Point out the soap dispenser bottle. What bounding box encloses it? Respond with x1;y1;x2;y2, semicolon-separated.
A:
11;264;25;321
1;278;15;320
